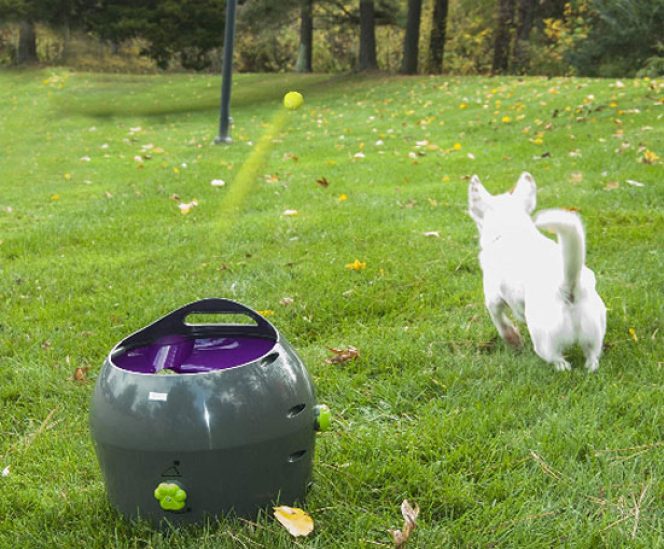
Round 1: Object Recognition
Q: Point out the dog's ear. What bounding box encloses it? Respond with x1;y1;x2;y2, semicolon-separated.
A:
513;172;537;214
468;175;491;226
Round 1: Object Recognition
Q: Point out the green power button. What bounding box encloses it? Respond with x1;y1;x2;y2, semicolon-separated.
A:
154;482;187;511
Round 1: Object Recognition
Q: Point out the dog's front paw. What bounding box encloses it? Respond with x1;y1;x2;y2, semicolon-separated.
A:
553;359;572;372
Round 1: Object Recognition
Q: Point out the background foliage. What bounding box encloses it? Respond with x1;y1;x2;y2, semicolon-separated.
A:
0;0;662;76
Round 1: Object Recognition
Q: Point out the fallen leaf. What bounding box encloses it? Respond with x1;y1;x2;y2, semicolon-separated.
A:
569;172;584;184
641;150;659;164
338;193;348;201
345;259;366;271
629;327;638;343
279;297;294;306
353;152;366;159
282;209;298;217
389;500;419;548
316;177;330;188
1;466;9;477
626;179;645;187
73;366;89;382
423;231;440;238
210;179;225;187
273;506;314;537
604;181;620;191
178;200;198;215
257;309;275;317
325;346;359;364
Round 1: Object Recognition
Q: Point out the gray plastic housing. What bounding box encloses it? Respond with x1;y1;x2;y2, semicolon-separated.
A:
89;298;317;525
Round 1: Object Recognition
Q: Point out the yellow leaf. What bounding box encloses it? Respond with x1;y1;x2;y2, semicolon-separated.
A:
51;194;61;201
501;115;512;123
452;143;462;151
628;327;638;343
258;309;275;317
273;506;314;537
63;173;72;181
458;102;468;110
345;259;366;271
641;150;659;164
338;193;348;202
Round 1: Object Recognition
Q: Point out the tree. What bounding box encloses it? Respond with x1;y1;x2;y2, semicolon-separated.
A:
568;0;664;77
492;0;515;74
295;0;314;72
0;0;80;64
17;20;37;63
86;0;227;70
400;0;422;74
512;0;535;73
358;0;377;70
428;0;449;73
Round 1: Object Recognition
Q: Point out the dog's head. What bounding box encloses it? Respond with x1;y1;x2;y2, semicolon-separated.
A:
468;172;537;235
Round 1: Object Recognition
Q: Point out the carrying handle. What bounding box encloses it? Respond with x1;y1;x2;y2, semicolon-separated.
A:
116;298;277;352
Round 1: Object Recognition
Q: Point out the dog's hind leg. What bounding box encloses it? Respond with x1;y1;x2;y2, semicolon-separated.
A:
581;338;602;372
531;332;571;371
486;298;523;348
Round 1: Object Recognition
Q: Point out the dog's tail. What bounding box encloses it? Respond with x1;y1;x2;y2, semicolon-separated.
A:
534;209;586;303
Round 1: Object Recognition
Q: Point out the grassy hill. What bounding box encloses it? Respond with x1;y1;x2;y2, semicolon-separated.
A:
0;68;662;547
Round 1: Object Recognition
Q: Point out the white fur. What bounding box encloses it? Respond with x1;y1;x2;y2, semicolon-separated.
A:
468;172;607;372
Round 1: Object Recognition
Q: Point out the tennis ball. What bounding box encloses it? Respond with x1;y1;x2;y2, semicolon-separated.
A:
283;91;304;110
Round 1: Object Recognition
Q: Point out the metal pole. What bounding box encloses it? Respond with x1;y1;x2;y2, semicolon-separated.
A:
215;0;237;144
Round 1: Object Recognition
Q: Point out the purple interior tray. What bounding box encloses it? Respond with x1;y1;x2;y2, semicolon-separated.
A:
113;335;276;374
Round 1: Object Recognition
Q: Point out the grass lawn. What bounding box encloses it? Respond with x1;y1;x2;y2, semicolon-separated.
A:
0;68;662;548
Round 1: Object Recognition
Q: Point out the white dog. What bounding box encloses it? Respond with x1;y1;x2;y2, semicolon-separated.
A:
468;172;606;372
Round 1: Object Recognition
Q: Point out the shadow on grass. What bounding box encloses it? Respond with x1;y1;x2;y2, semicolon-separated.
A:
52;72;385;120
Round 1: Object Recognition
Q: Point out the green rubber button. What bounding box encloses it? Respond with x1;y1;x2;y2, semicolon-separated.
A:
314;404;331;432
154;482;187;511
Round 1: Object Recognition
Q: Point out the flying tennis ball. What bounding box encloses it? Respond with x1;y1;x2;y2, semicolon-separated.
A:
283;91;304;110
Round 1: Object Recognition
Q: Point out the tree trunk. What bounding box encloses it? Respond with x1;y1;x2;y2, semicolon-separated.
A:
492;0;515;74
400;0;422;74
358;0;378;71
428;0;449;74
512;0;535;73
62;18;71;64
295;0;313;72
17;21;38;65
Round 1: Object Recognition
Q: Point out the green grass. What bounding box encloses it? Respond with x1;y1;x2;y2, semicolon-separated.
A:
0;68;662;548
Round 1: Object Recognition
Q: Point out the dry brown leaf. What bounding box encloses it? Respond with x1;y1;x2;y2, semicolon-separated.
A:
73;366;89;382
273;506;314;537
316;176;330;188
390;499;419;548
325;346;359;364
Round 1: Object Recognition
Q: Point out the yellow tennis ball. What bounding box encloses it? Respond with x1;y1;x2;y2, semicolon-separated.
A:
283;91;304;110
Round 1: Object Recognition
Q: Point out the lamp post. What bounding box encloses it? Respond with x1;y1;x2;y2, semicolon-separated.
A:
215;0;238;144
